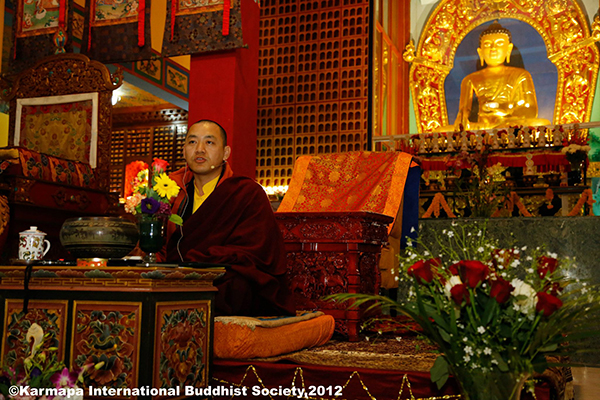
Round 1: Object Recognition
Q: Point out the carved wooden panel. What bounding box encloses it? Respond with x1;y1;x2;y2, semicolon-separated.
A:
0;53;122;192
154;301;211;393
275;211;392;341
71;301;141;396
1;300;68;368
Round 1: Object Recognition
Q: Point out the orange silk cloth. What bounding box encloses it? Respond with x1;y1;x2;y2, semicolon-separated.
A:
278;152;413;224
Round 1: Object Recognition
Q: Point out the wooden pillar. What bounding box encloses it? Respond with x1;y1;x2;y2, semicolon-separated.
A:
188;0;259;179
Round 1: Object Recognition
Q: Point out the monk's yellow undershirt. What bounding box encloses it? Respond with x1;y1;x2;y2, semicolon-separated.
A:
193;176;219;213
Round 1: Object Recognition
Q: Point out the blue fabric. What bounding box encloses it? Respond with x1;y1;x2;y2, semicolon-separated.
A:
401;164;421;248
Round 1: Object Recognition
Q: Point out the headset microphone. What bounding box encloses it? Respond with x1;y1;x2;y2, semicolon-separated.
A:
210;160;227;170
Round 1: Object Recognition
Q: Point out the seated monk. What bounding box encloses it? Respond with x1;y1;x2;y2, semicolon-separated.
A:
161;119;295;317
443;21;550;131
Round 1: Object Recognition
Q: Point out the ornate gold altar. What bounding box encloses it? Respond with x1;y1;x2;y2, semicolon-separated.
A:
403;0;600;133
0;264;223;399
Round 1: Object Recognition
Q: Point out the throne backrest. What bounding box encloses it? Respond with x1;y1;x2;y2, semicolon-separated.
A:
1;53;123;191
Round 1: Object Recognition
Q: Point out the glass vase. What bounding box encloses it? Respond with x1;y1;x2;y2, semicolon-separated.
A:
137;214;164;263
452;367;528;400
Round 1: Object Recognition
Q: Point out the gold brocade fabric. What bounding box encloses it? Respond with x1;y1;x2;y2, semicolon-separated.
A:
19;102;93;164
278;152;412;219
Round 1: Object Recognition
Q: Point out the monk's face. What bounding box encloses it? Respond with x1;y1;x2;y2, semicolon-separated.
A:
477;32;513;67
183;121;231;179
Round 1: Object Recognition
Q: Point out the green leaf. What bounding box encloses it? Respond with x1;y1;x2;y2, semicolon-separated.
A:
169;214;183;226
430;356;449;390
538;343;558;353
494;354;509;372
439;328;452;343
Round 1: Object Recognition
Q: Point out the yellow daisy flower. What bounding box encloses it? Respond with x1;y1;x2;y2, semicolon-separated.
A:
153;173;180;199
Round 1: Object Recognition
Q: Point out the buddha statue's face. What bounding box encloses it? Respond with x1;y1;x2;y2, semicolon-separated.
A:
477;32;513;67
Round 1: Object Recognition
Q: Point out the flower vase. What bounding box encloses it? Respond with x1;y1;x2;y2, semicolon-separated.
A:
452;367;528;400
137;214;164;263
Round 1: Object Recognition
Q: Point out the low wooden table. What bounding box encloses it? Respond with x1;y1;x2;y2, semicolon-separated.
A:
0;264;224;399
276;211;394;342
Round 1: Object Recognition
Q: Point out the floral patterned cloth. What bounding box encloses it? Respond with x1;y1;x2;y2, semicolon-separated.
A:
2;147;98;189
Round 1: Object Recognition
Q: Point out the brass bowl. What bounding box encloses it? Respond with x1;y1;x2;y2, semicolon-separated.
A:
60;217;139;259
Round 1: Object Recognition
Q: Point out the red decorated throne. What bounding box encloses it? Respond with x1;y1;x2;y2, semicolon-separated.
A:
276;151;421;341
0;53;123;261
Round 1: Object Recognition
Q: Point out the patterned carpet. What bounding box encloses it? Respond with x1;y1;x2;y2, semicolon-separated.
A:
254;333;572;400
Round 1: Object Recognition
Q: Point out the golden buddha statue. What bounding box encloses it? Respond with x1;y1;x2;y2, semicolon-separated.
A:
447;22;550;131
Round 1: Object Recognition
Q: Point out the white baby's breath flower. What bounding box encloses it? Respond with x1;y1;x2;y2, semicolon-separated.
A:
424;251;430;256
448;231;455;237
511;259;520;268
464;346;473;355
464;355;471;362
491;359;498;365
526;256;533;261
483;347;492;355
549;252;557;258
527;268;534;274
463;337;468;342
521;246;527;251
410;226;416;233
478;247;484;253
477;326;485;334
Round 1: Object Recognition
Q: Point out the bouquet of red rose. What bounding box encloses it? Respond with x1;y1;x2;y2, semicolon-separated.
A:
328;221;600;400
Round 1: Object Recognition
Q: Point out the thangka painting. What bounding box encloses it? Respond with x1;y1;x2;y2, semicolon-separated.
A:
18;0;61;36
11;0;74;71
91;0;138;26
162;0;244;57
81;0;154;63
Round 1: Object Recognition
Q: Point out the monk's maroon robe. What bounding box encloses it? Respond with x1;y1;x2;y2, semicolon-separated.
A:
165;171;295;317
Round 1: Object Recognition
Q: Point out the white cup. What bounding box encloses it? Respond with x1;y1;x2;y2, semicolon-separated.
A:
19;226;51;260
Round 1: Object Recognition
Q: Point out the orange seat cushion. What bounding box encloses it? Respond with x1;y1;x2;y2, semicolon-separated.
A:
214;314;335;359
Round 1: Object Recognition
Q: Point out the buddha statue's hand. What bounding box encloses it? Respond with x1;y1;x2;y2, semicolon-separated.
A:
481;101;513;118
